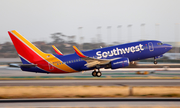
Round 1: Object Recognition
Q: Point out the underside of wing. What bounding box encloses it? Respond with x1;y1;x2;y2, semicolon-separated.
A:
82;56;111;68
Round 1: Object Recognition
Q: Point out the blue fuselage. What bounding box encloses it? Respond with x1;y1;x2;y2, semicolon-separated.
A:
53;40;172;72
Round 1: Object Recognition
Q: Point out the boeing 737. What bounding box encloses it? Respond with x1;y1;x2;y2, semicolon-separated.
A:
8;30;172;77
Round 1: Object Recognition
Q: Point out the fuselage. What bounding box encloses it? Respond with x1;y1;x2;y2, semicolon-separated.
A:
22;40;171;73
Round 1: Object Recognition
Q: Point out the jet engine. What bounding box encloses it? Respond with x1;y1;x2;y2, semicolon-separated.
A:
105;58;129;69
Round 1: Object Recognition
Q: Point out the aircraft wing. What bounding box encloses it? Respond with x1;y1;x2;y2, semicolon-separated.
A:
81;56;111;68
73;46;115;68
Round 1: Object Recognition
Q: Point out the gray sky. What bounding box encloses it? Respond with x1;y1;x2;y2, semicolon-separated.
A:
0;0;180;44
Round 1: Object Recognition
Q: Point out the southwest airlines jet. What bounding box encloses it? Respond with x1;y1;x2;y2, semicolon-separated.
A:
8;30;172;77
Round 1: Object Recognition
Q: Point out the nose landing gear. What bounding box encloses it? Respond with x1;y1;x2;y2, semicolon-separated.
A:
154;57;157;64
154;61;157;64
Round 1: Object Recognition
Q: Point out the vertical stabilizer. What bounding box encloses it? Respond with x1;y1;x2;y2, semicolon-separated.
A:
8;30;47;64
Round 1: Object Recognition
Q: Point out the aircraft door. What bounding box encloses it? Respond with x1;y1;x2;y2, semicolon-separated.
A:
48;60;54;71
148;42;154;52
48;63;54;71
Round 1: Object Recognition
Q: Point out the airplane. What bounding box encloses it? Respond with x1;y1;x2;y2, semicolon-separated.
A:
8;30;172;77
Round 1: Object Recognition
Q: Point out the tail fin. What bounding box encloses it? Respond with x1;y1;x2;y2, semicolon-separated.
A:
8;30;48;64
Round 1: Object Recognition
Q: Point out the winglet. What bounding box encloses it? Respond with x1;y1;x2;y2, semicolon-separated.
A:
52;45;63;56
73;46;86;58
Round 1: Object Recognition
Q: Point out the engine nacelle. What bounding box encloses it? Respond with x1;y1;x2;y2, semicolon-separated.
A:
108;58;129;69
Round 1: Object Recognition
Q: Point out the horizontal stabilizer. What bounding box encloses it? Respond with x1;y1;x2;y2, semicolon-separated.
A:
20;64;37;68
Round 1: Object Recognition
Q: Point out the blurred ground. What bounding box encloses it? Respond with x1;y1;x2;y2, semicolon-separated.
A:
0;66;180;78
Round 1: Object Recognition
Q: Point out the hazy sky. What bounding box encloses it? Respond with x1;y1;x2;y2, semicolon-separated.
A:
0;0;180;44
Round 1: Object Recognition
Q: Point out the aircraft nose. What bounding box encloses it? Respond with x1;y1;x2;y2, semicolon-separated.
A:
163;44;172;51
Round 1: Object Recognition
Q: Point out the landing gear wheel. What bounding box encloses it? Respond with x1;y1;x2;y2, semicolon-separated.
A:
153;57;157;64
154;61;157;64
96;71;102;77
92;71;97;77
92;66;102;77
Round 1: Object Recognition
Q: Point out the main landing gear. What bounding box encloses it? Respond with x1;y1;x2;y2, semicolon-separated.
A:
92;69;102;77
92;65;102;77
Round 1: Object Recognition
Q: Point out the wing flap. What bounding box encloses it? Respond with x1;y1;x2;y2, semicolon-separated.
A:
85;61;100;68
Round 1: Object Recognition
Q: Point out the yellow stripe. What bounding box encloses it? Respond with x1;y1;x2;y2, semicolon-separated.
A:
12;30;76;72
46;57;78;72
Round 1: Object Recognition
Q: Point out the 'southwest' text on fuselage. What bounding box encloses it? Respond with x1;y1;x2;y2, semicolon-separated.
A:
96;44;144;59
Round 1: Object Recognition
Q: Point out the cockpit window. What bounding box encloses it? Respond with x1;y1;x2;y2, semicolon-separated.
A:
157;42;163;45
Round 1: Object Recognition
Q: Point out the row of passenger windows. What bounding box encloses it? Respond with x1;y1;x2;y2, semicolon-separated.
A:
52;56;97;65
53;58;83;65
66;58;82;64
